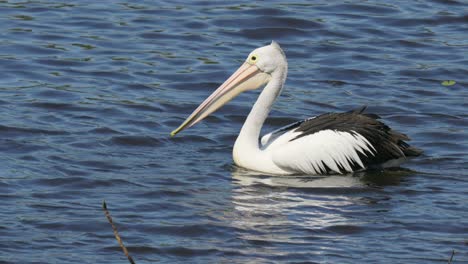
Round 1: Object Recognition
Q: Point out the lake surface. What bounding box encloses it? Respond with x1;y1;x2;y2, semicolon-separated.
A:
0;0;467;263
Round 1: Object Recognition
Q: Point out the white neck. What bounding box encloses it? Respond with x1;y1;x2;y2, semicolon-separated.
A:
233;66;288;174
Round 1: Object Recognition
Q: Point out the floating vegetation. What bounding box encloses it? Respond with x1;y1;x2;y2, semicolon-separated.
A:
441;80;456;86
49;72;61;76
13;15;34;20
197;57;219;64
72;43;96;50
44;43;67;51
9;28;32;32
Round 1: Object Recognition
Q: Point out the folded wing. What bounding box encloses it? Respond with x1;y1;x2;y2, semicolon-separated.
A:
266;107;421;175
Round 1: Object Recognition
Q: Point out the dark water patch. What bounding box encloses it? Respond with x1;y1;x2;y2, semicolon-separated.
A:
1;69;50;82
30;190;89;200
0;139;48;154
31;219;107;233
156;246;220;257
329;3;400;15
126;120;161;130
264;116;300;127
0;125;68;137
95;106;129;117
229;27;310;40
368;105;412;115
35;58;90;67
302;100;342;111
243;7;289;16
182;21;210;30
124;83;156;91
215;134;238;144
87;70;133;80
314;80;348;87
88;127;122;135
400;221;468;234
104;245;228;260
407;88;448;97
223;114;249;124
34;88;81;100
26;101;91;112
313;28;362;40
29;202;72;212
382;13;468;27
199;145;232;155
108;102;161;115
359;169;416;186
35;33;74;41
359;27;393;37
424;113;465;121
317;67;385;81
73;114;98;121
169;134;217;144
51;165;89;177
110;135;163;147
422;142;466;152
77;160;129;171
244;238;278;247
46;155;128;172
166;81;218;92
386;114;427;126
417;131;467;141
18;155;40;162
2;42;63;55
31;176;121;188
140;223;226;238
215;16;322;29
131;201;196;213
397;39;434;48
67;140;103;150
61;17;117;30
139;31;208;43
324;224;365;235
130;189;193;199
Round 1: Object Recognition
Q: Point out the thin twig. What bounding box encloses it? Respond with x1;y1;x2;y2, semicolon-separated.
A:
103;200;136;264
448;250;455;264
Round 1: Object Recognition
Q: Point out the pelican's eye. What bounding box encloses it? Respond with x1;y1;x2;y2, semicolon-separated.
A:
248;54;258;64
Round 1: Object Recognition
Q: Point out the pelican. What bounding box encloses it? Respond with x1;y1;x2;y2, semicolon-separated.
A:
171;41;421;175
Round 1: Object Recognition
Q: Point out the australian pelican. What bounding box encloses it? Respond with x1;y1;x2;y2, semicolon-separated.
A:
171;41;421;175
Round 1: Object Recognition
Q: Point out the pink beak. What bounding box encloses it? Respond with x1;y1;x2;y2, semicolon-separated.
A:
171;62;266;136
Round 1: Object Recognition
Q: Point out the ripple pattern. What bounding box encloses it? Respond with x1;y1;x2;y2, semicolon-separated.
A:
0;1;467;263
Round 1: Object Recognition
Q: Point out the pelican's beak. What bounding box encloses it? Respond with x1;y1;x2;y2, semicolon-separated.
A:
171;62;270;136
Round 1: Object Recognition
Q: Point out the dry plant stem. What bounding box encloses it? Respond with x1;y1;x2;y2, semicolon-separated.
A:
448;250;455;264
103;201;136;264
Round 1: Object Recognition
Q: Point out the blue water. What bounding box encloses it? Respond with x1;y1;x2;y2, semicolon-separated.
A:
1;0;467;263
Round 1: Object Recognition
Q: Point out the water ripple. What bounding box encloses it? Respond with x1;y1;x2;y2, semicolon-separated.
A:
0;0;467;263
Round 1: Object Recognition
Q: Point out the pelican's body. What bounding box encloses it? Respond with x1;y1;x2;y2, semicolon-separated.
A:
171;41;421;175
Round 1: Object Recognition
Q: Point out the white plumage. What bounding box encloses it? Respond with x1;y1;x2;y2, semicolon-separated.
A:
267;129;375;174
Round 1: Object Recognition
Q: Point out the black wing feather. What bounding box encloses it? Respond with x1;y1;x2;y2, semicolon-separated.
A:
291;106;421;171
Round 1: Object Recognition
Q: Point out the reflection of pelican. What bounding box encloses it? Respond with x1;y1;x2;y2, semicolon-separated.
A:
230;168;361;239
228;169;398;258
171;41;421;175
231;167;365;188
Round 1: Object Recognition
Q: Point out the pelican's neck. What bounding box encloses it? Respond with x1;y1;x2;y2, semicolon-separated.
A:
233;65;287;159
238;76;282;146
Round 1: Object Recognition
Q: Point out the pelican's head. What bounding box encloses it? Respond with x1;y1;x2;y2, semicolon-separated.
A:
171;41;287;136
